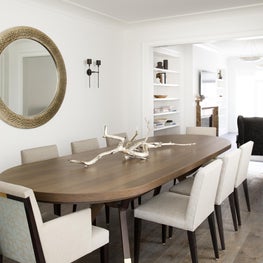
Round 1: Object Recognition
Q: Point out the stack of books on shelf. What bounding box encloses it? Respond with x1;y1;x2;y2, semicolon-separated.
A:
154;106;176;114
154;119;176;129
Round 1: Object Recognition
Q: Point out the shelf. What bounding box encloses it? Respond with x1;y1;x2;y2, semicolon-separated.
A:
153;47;181;135
154;111;179;116
153;68;180;74
154;123;179;131
154;83;179;87
154;97;180;102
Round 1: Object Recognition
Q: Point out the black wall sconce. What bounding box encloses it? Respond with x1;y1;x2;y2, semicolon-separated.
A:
86;59;101;88
217;69;223;80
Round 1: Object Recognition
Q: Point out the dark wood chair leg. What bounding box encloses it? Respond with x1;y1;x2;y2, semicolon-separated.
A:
162;225;167;244
234;187;242;226
153;186;161;196
100;243;109;263
138;196;142;205
187;231;198;263
72;204;77;212
0;254;3;263
168;226;173;239
131;196;142;210
243;179;251;212
208;212;219;259
53;204;61;216
105;205;110;225
134;218;142;263
228;192;238;231
214;204;225;250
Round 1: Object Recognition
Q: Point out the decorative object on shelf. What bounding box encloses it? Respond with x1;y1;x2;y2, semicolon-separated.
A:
163;59;168;69
154;95;167;99
156;61;163;68
86;58;101;88
156;72;166;84
70;125;195;167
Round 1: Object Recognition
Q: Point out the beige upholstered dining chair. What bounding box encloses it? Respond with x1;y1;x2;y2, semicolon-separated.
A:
170;148;241;250
105;132;127;147
71;138;99;154
173;126;216;184
21;144;59;164
0;181;109;263
134;159;222;263
186;126;217;136
20;145;62;216
234;141;254;225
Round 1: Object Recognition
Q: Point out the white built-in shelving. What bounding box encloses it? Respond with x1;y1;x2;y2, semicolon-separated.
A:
153;47;181;134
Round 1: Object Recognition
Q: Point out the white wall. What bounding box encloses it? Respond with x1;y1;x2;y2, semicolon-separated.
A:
0;0;126;171
228;58;263;132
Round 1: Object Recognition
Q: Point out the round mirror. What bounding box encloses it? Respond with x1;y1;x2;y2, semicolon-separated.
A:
0;26;66;128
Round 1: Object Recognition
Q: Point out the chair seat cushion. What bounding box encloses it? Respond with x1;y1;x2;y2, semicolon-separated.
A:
134;192;189;230
91;226;109;251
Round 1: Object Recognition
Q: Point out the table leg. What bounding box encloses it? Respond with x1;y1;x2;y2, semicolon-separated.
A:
118;200;132;263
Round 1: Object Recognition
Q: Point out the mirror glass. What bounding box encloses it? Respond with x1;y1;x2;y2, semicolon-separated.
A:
0;39;57;116
0;26;66;129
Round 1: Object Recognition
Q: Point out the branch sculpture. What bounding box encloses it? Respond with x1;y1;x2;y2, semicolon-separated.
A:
70;125;195;167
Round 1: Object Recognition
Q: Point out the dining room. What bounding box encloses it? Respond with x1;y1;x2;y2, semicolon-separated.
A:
1;0;263;263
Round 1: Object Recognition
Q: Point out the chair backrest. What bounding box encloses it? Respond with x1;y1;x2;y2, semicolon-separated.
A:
235;141;254;188
237;115;263;155
71;138;99;154
0;181;44;263
186;126;217;136
21;145;59;164
215;149;241;205
186;159;222;231
105;132;127;147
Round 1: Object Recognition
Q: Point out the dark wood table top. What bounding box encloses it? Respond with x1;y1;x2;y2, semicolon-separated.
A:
0;135;231;204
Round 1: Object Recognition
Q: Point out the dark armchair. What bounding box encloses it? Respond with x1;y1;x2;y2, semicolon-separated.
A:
236;115;263;156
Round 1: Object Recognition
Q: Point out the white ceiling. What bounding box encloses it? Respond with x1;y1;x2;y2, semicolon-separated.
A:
62;0;263;23
198;38;263;58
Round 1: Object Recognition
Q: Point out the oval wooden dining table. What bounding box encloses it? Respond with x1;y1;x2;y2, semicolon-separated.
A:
0;134;231;263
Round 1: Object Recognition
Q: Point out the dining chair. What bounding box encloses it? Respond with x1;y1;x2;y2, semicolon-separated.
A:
169;148;241;250
71;138;100;154
0;181;109;263
20;145;62;217
134;159;222;263
105;132;127;147
21;144;59;163
234;140;254;226
173;126;216;185
186;126;217;136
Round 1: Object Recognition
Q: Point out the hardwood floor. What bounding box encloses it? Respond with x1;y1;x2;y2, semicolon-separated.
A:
3;133;263;263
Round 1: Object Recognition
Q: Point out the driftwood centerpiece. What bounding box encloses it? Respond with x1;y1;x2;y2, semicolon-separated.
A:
70;126;195;167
